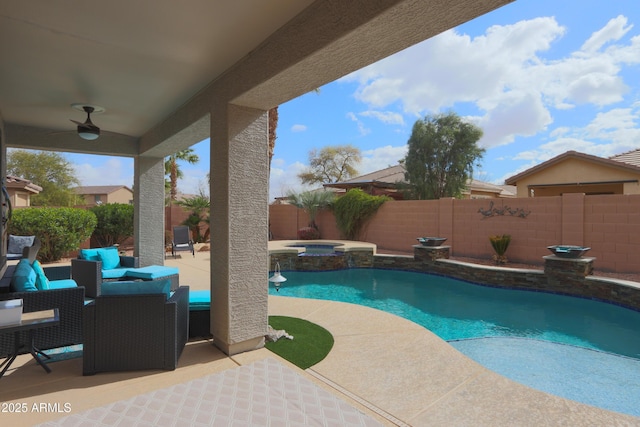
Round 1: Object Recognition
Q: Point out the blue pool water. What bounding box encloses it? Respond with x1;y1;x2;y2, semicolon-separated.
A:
268;269;640;417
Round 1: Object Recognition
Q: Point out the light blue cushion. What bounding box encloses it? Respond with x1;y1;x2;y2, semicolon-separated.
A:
100;279;171;298
79;248;101;261
31;260;50;290
102;268;130;279
48;279;78;289
98;247;121;270
189;290;210;311
10;259;37;292
125;265;179;280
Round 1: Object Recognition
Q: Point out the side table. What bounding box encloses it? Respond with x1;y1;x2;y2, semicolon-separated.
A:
0;309;60;378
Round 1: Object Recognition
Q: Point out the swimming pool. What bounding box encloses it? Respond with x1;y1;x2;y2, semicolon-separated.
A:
268;268;640;416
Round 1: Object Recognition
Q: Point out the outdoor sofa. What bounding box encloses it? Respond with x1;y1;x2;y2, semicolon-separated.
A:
71;247;178;298
0;261;84;359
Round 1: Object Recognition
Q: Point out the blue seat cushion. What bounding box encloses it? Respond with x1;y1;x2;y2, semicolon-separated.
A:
10;259;37;292
189;290;210;311
48;279;78;289
126;265;179;280
102;268;130;279
100;279;171;298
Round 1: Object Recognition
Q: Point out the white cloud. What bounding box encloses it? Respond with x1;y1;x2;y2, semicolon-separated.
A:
359;145;407;174
346;112;370;136
74;156;133;188
581;15;632;53
291;124;307;132
268;161;316;201
359;110;405;125
342;15;640;153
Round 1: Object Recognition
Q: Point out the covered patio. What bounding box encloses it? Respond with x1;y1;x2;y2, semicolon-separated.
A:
0;0;515;358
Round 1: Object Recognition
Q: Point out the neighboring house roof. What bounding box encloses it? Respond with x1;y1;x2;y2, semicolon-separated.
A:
504;150;640;185
74;185;133;195
325;164;515;197
610;148;640;167
5;175;42;194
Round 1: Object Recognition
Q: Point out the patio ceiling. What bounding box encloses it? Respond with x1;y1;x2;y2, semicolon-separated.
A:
0;0;513;159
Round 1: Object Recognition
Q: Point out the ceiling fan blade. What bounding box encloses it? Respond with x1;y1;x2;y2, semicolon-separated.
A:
70;119;83;125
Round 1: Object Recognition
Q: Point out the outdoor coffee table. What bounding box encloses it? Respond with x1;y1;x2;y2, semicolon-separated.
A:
0;309;60;378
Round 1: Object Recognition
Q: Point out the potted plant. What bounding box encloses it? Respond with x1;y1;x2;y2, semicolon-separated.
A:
489;234;511;265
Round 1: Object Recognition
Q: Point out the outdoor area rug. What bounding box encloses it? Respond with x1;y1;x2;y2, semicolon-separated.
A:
36;357;382;426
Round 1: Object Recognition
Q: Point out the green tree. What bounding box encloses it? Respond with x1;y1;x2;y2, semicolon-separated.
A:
298;145;361;185
89;203;134;247
165;148;200;201
9;207;97;262
402;112;484;200
287;190;335;230
7;149;81;207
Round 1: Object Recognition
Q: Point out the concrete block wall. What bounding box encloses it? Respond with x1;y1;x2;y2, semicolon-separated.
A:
269;193;640;274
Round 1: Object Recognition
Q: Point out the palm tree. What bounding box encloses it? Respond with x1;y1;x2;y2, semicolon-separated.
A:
287;190;335;230
165;149;199;201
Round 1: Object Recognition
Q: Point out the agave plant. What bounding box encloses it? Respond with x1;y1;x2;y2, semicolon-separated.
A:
489;234;511;264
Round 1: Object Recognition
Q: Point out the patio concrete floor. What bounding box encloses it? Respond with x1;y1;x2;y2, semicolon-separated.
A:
1;251;638;426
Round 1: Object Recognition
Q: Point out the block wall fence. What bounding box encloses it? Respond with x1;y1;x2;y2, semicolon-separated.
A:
269;193;640;274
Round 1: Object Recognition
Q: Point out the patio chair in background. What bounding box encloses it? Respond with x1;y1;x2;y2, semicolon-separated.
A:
171;226;194;258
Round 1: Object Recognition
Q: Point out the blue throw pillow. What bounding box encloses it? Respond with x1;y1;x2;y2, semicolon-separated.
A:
31;260;50;290
98;248;121;270
100;279;171;298
10;259;37;292
79;248;101;261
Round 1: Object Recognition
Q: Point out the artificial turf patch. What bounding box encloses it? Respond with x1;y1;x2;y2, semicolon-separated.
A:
265;316;334;369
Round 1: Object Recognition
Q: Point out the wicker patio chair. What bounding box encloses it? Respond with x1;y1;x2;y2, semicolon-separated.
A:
82;286;189;375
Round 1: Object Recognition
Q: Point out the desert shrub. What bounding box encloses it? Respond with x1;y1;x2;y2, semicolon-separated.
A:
89;203;134;247
333;189;389;240
9;207;97;262
297;227;320;240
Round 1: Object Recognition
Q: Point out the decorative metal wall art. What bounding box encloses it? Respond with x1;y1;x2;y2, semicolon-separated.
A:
478;201;530;219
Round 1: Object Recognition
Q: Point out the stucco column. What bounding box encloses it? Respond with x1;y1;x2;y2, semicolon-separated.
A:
134;156;166;266
210;103;269;355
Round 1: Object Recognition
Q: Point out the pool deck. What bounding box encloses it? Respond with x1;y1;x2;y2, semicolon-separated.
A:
2;251;638;425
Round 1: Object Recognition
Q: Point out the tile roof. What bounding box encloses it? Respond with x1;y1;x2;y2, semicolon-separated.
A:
610;148;640;167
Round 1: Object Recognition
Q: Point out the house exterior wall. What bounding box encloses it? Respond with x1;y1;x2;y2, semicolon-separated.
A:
269;193;640;274
514;158;640;197
106;188;134;204
6;189;30;207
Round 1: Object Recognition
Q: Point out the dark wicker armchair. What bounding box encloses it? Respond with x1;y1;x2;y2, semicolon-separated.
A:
0;265;84;358
82;286;189;375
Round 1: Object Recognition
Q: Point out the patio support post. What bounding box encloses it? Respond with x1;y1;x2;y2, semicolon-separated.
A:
134;156;166;266
210;103;269;355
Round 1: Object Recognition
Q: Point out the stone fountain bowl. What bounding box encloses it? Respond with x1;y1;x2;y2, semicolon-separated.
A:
547;245;591;259
417;237;447;247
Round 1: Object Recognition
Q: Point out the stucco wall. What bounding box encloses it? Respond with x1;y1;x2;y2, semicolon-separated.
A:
269;193;640;274
515;157;640;197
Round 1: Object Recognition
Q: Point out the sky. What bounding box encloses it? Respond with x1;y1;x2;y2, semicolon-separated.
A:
66;0;640;202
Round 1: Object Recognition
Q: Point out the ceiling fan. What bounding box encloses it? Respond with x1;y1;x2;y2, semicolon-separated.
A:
70;104;103;140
